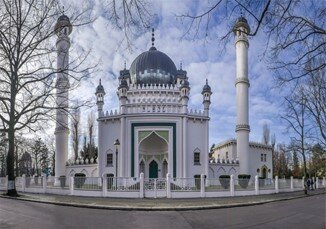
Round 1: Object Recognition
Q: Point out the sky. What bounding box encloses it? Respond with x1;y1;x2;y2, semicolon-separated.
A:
58;0;290;156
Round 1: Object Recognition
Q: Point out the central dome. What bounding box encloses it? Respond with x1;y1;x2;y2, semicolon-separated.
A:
130;47;177;85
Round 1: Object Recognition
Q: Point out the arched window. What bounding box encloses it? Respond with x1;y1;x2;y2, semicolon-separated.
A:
194;152;200;165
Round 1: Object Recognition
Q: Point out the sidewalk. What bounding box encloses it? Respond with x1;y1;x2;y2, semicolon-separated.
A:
1;189;325;211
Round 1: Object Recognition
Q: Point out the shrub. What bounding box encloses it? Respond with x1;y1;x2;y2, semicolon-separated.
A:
219;175;230;189
238;174;251;179
74;173;86;188
59;176;66;188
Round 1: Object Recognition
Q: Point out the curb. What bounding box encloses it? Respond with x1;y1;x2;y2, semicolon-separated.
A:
0;191;324;211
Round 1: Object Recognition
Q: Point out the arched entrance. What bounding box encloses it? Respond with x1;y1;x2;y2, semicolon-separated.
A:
149;160;158;178
261;166;267;179
138;131;169;178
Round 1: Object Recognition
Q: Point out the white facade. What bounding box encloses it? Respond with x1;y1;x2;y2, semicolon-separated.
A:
56;16;273;182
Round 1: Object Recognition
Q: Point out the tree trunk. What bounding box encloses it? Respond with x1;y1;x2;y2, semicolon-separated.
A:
6;127;18;196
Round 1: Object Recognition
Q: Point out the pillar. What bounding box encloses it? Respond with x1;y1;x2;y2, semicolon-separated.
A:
275;176;279;193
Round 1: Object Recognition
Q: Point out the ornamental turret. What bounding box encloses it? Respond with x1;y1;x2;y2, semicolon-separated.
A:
118;79;128;114
54;13;72;179
180;79;190;114
202;79;212;116
233;16;251;174
95;79;105;115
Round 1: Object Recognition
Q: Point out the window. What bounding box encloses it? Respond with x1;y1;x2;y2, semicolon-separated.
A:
261;154;264;162
194;152;200;165
107;154;113;166
264;154;267;162
226;152;229;159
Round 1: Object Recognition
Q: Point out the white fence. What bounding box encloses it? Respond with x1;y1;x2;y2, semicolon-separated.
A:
0;175;325;198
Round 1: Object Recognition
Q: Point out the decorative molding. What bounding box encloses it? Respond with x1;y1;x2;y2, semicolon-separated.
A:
235;124;250;132
235;78;250;87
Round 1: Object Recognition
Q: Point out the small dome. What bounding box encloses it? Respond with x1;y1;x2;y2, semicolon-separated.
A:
180;79;190;89
202;79;212;94
233;16;250;34
129;47;177;85
95;79;105;94
118;79;128;89
54;14;72;35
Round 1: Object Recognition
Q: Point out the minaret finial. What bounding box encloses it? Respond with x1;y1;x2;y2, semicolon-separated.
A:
206;78;208;85
151;28;155;47
240;8;243;17
62;6;65;14
99;78;102;85
180;61;182;70
124;61;126;70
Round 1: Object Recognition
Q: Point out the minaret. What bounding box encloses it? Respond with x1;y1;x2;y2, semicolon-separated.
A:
118;79;128;114
54;13;72;178
180;78;190;114
95;79;105;117
202;79;212;116
233;17;251;174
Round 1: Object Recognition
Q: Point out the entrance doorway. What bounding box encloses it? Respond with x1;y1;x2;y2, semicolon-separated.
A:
149;160;158;178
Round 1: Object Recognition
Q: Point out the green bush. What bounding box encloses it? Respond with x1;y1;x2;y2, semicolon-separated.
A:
74;173;86;188
238;174;251;179
219;175;230;179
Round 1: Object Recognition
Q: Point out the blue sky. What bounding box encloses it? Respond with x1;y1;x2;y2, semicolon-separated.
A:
59;0;290;154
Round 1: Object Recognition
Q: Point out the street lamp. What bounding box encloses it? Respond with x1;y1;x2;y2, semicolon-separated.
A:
114;139;120;177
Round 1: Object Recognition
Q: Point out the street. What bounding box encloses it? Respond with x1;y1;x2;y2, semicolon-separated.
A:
0;195;325;229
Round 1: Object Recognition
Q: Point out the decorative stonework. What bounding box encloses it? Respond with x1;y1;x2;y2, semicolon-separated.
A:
235;78;250;87
235;124;250;132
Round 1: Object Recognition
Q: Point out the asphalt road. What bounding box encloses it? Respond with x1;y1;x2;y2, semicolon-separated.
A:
0;195;325;229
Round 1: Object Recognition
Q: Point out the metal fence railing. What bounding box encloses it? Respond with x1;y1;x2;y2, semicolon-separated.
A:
74;177;102;190
234;178;255;191
206;178;230;191
46;177;69;189
279;179;291;189
293;179;303;189
258;178;274;190
107;177;140;191
170;178;200;191
144;178;166;191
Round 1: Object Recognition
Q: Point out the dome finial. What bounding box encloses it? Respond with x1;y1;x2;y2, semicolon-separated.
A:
180;61;182;70
206;78;208;85
124;60;126;70
151;28;155;47
99;78;102;85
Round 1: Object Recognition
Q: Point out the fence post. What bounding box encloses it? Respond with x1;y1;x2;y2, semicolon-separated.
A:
323;177;325;187
166;173;171;198
5;175;8;192
230;174;235;196
255;175;259;195
42;174;47;193
302;176;305;189
316;177;319;189
275;176;279;193
200;174;205;198
139;173;144;198
102;174;107;197
290;176;293;190
22;174;26;192
154;179;157;198
70;176;74;195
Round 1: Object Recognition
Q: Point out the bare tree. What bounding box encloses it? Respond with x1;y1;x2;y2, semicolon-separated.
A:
302;67;326;147
71;106;81;161
102;0;153;49
0;0;93;196
178;0;325;83
282;90;312;178
262;123;270;145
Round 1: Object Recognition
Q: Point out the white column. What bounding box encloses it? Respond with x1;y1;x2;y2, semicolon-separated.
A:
235;26;250;175
120;117;126;177
102;174;107;197
139;173;144;198
54;27;71;180
316;177;319;189
182;117;187;178
230;174;235;196
323;177;325;187
22;174;26;192
166;173;171;198
42;175;47;193
255;175;259;195
290;176;294;190
70;176;74;196
302;176;305;189
200;174;205;197
275;176;279;193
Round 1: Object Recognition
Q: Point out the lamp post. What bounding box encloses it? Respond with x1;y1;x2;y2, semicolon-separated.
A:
114;139;120;177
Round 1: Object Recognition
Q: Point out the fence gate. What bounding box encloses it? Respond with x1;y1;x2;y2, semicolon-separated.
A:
144;178;167;198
